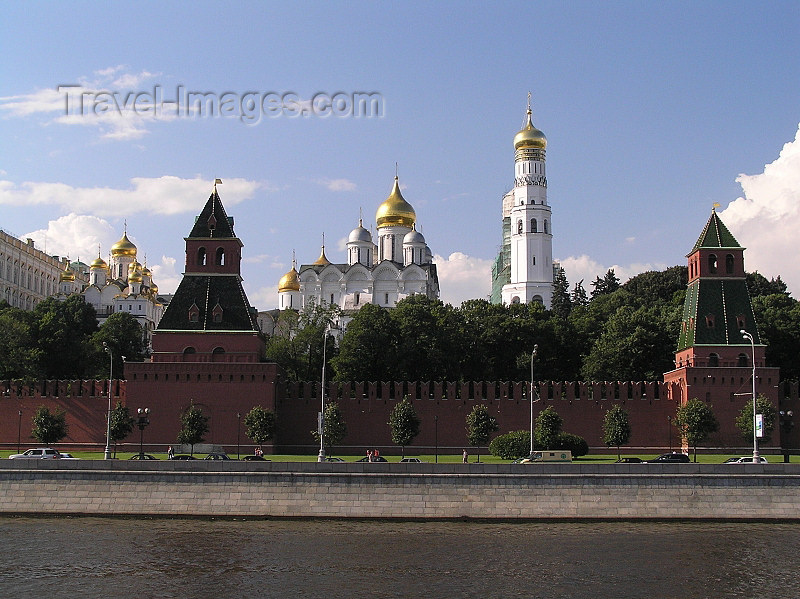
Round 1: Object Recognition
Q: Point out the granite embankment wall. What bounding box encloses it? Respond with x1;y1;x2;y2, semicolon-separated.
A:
1;461;799;520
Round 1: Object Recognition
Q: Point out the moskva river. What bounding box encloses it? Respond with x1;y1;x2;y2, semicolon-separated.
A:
1;517;798;598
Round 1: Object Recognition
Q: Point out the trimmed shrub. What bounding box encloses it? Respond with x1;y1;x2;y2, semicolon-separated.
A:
554;432;589;457
489;430;531;460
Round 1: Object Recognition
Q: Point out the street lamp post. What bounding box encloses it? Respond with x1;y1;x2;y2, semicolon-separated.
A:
17;409;22;454
103;342;113;459
136;408;150;458
434;415;439;464
237;412;241;460
530;344;539;457
740;330;759;461
318;323;336;462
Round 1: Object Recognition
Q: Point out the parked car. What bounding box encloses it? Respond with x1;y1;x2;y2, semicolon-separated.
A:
727;456;769;464
242;455;270;461
399;458;423;463
356;456;388;462
129;454;158;460
59;452;80;459
324;456;345;462
171;454;197;460
647;453;690;463
615;457;643;463
9;448;61;459
204;453;230;460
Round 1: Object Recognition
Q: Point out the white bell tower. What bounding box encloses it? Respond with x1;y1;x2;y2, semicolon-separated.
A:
502;95;553;307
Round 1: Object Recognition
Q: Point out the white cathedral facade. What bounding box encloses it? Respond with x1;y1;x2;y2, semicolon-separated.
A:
278;176;439;312
54;231;165;347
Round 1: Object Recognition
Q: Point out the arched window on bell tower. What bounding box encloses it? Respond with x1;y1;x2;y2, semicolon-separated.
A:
531;219;537;233
709;253;718;274
197;247;207;266
725;254;734;274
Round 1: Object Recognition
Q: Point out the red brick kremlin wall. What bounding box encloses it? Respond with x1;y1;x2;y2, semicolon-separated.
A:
3;378;798;454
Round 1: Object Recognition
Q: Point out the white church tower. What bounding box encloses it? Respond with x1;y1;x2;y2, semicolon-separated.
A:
501;95;554;307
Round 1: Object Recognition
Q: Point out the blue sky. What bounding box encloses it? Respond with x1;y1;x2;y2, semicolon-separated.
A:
2;1;799;308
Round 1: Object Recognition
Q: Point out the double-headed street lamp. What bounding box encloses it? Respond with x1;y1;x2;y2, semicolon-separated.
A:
103;342;113;459
740;330;759;461
137;408;150;459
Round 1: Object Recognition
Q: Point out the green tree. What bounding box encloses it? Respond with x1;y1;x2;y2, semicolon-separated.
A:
675;399;719;461
734;394;777;445
571;279;588;308
602;405;632;460
550;266;571;318
465;404;499;462
31;405;68;445
88;312;147;378
176;403;209;455
534;406;562;450
622;266;688;309
746;272;789;298
590;268;621;299
30;296;99;379
331;303;398;381
244;405;277;450
391;295;461;381
109;401;134;457
0;308;39;379
581;304;679;381
388;396;421;458
752;293;800;380
311;401;347;456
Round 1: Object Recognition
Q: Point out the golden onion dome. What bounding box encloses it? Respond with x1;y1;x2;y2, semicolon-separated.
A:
59;266;75;282
150;282;159;296
90;256;108;269
142;266;152;277
514;108;547;150
128;260;142;273
129;269;143;283
376;176;416;229
278;267;301;292
111;232;137;257
312;246;331;266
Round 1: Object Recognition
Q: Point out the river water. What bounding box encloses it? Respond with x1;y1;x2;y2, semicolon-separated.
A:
0;517;797;598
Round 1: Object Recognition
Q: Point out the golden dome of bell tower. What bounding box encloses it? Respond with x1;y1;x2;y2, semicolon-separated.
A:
513;93;547;162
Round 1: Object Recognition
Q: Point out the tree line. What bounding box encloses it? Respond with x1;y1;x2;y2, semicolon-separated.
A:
267;266;799;384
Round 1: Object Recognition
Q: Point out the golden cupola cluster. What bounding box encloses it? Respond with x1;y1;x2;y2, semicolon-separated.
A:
514;107;547;151
376;176;416;229
59;263;75;282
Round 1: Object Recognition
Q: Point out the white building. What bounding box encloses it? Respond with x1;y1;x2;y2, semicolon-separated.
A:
0;230;65;310
54;231;165;348
278;176;439;313
495;99;556;307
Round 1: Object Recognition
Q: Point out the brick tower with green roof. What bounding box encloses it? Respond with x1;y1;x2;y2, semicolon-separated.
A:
664;208;780;447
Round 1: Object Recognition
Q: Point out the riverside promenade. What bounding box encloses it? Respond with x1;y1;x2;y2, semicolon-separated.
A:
1;460;798;520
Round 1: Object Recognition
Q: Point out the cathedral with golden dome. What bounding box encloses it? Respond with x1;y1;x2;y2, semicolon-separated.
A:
278;175;439;313
54;229;166;348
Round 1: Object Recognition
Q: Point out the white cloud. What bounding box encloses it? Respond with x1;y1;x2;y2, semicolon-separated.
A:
318;178;357;192
149;256;181;295
719;123;800;297
433;252;493;305
23;214;117;261
0;175;262;217
0;67;165;140
246;285;280;313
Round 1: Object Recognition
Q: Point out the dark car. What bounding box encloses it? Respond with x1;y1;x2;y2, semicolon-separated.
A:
242;455;270;461
356;456;388;462
647;453;690;463
615;457;642;463
129;454;158;460
204;453;230;460
171;454;197;460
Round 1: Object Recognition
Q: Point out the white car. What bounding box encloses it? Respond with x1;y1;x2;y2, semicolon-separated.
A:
9;448;61;459
59;452;80;459
728;456;769;464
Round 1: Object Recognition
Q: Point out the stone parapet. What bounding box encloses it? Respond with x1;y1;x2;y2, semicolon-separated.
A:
1;461;798;519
